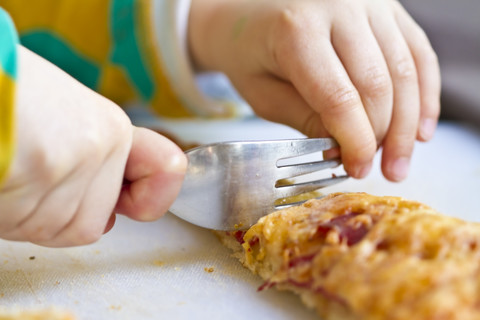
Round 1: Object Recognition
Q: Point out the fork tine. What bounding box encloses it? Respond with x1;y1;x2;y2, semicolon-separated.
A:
278;138;339;156
274;174;349;199
275;158;342;181
253;138;338;159
169;137;347;231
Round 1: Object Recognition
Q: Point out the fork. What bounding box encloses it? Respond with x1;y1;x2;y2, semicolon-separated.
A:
168;138;348;231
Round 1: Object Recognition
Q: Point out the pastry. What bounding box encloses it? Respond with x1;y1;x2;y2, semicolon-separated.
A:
0;308;75;320
218;192;480;320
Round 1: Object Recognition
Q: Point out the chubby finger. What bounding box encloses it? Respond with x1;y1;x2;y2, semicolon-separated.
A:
114;127;187;221
370;9;420;181
331;11;393;144
36;146;129;248
235;74;345;163
394;3;441;141
276;34;377;178
0;131;127;246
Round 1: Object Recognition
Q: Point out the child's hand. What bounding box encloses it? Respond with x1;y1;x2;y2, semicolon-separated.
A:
0;47;186;247
189;0;440;181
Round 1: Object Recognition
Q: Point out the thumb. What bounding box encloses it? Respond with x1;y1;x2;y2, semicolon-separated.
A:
114;127;187;221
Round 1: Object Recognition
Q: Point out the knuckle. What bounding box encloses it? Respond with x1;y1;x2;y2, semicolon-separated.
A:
74;137;104;173
361;66;393;101
274;5;306;38
392;55;417;82
414;26;429;45
29;144;62;185
81;122;107;153
411;26;439;68
100;102;132;154
109;107;132;137
323;86;362;116
270;5;316;62
414;25;434;52
421;43;439;67
83;99;131;158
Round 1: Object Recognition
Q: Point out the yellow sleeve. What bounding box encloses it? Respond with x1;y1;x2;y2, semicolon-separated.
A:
0;0;240;119
0;8;17;185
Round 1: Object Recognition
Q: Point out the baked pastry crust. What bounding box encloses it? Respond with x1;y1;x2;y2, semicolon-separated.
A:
219;192;480;320
0;308;74;320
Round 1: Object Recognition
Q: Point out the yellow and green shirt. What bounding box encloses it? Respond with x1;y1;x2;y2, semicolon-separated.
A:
0;7;16;184
0;0;246;184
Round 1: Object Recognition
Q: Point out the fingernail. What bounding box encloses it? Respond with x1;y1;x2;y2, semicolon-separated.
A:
165;152;187;173
420;118;436;140
390;157;410;181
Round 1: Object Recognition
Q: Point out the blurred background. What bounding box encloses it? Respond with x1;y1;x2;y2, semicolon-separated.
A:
400;0;480;124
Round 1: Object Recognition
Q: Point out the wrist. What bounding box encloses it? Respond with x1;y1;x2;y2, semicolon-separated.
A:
188;0;243;72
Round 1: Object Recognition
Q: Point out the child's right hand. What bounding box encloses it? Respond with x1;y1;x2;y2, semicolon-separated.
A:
0;47;186;247
189;0;441;182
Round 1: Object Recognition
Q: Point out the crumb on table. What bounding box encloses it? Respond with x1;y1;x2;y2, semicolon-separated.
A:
153;260;165;267
204;267;214;273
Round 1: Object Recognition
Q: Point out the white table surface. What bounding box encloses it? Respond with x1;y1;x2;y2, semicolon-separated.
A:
0;118;479;320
